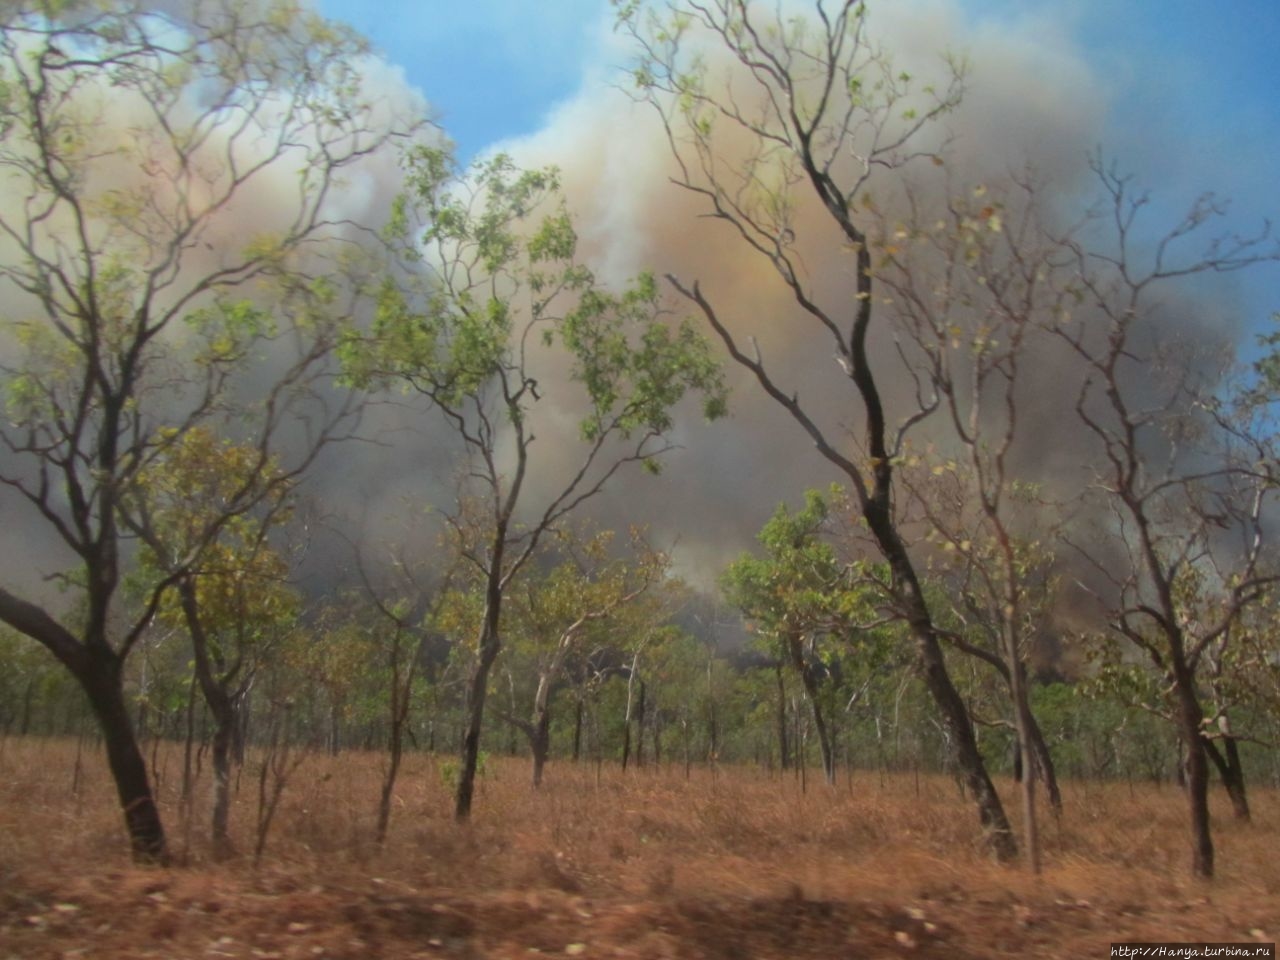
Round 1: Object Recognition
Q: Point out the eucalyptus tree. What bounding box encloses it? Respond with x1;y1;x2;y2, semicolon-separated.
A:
0;0;416;860
617;0;1016;856
340;148;725;820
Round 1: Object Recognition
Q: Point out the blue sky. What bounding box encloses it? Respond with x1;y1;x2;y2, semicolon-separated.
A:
314;0;1280;330
315;0;608;159
316;0;1279;166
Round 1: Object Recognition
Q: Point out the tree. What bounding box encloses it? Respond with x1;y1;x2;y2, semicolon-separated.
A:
1059;161;1279;878
500;527;670;786
873;173;1079;870
338;531;456;844
340;147;725;819
618;0;1017;857
724;489;869;787
0;0;415;860
131;428;301;859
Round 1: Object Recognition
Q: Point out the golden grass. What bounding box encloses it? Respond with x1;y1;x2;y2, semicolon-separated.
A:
1;736;1277;958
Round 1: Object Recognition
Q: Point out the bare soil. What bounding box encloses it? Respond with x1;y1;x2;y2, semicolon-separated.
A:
2;738;1276;958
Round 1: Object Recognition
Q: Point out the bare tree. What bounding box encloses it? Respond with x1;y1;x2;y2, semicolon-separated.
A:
875;172;1080;870
1058;160;1279;878
342;529;458;844
619;0;1016;857
0;0;417;860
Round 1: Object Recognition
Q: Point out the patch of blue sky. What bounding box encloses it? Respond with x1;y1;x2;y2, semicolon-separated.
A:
314;0;610;160
316;0;1278;335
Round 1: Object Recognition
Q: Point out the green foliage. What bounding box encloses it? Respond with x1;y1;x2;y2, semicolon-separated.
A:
1249;313;1280;407
723;487;879;645
339;146;726;446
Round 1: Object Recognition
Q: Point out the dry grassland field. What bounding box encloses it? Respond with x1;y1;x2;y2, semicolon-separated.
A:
1;738;1277;959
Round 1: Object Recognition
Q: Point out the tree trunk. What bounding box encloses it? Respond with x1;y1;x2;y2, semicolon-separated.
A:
871;511;1016;861
775;664;790;771
789;637;835;787
1173;675;1214;878
181;669;198;808
530;708;551;788
1203;736;1250;822
456;614;501;821
634;679;647;769
376;719;404;844
1009;652;1041;875
178;577;238;860
571;696;583;762
210;710;234;860
1026;706;1062;811
806;684;836;786
79;649;168;863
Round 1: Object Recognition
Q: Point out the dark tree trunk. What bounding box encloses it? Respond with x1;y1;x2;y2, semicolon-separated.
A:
1026;706;1062;811
1203;735;1250;822
376;720;404;843
209;710;234;860
79;649;168;863
873;513;1015;860
805;681;835;786
571;696;583;762
456;609;501;820
530;708;551;788
1173;675;1214;878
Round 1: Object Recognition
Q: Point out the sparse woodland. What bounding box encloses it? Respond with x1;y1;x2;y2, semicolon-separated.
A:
1;1;1279;955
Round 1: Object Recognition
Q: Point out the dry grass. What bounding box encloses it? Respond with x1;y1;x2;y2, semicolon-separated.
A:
1;737;1277;958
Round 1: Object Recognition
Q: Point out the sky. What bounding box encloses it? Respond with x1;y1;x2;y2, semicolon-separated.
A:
315;0;1280;168
314;0;1280;318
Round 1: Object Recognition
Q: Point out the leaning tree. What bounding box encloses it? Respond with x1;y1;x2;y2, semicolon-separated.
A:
0;0;417;861
617;0;1017;858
